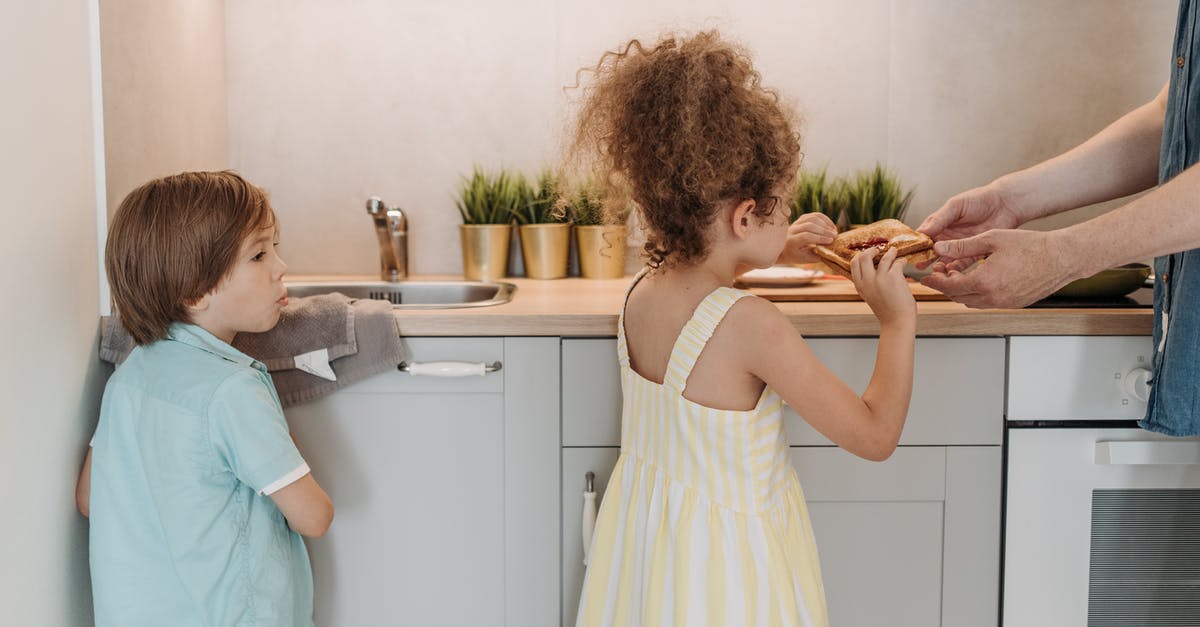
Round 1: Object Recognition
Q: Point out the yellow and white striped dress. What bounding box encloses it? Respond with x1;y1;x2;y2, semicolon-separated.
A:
577;273;829;627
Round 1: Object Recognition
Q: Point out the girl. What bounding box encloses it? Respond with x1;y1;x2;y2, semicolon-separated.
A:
571;32;916;627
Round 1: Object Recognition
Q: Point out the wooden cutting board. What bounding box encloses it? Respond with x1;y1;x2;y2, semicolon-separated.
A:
743;277;950;301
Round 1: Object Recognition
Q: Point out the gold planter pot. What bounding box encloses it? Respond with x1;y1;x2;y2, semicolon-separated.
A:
460;224;512;281
575;225;627;279
518;223;570;279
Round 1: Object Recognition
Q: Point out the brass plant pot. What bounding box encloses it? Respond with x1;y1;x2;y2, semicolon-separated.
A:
576;225;627;279
518;223;570;279
460;224;512;281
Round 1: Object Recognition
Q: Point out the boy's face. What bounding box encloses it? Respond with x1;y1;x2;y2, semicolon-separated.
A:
191;224;288;343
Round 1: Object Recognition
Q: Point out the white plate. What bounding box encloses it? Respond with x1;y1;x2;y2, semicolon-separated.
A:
735;266;825;288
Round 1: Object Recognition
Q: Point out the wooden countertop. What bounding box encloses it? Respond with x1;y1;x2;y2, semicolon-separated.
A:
292;274;1154;337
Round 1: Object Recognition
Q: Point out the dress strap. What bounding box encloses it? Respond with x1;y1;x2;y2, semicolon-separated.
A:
616;267;652;368
661;286;753;394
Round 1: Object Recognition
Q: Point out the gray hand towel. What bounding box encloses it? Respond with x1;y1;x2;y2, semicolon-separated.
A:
264;297;405;407
236;293;359;370
99;295;405;408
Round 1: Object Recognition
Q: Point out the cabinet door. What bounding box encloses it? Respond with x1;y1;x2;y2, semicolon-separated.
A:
560;338;1001;626
560;447;999;627
795;446;1002;627
560;447;621;627
290;391;505;626
942;447;1001;626
794;447;946;627
287;337;559;627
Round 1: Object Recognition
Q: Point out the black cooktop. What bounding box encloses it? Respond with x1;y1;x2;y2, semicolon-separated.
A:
1027;286;1154;309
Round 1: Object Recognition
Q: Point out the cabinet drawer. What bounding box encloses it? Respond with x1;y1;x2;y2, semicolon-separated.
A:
345;337;504;394
562;339;622;446
787;338;1004;445
562;338;1004;447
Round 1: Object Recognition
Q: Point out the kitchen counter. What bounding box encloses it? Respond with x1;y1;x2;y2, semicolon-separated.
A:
293;274;1154;337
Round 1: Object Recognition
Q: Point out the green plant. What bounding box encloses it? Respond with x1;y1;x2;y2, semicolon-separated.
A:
845;164;915;225
513;168;567;224
455;166;527;225
560;177;611;226
789;167;849;223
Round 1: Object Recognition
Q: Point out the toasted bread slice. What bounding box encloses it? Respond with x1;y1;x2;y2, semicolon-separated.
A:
813;219;935;277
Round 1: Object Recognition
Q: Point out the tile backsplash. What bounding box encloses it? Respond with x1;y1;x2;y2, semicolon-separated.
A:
104;1;1177;275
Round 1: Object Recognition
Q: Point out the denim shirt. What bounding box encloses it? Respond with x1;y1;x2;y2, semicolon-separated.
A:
1143;0;1200;436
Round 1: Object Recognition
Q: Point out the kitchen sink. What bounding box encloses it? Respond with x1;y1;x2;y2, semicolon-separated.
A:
284;280;515;309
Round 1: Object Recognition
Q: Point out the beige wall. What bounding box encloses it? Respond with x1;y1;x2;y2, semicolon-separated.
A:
214;1;1176;275
0;2;104;625
100;0;228;216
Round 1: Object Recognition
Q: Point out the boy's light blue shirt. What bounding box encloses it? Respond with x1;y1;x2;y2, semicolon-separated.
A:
90;322;314;627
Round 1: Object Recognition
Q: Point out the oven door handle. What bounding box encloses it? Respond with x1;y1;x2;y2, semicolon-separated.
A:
1095;441;1200;465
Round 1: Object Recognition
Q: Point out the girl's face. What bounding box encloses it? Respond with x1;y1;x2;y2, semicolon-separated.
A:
744;191;790;268
194;224;289;343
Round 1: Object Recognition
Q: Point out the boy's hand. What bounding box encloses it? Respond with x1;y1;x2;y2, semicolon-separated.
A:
851;247;916;327
777;213;837;265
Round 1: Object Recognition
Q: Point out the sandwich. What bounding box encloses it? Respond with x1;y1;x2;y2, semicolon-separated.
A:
812;219;937;277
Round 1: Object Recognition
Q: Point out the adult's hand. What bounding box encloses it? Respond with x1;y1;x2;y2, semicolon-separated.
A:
777;212;837;265
920;229;1078;308
916;184;1025;270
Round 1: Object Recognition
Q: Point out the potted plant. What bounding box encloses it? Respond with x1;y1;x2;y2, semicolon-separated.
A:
845;163;915;228
512;169;570;279
564;177;628;279
790;166;849;229
456;166;521;281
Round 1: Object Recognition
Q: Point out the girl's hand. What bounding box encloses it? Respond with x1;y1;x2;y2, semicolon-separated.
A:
777;213;837;264
851;247;916;327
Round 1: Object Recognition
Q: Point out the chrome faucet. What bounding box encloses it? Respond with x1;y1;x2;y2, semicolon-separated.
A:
366;196;408;281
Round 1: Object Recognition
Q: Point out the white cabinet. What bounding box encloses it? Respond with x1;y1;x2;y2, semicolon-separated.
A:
798;446;1002;627
560;338;1004;627
287;337;560;627
561;447;621;626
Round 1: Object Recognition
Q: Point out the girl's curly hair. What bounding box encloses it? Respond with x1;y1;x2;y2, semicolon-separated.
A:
567;31;801;268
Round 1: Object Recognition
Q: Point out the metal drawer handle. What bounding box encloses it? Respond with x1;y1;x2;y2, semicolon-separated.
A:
398;361;502;377
582;471;597;566
1095;441;1200;465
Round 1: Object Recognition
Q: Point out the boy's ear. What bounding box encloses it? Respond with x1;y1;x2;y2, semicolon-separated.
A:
729;198;757;240
185;293;211;314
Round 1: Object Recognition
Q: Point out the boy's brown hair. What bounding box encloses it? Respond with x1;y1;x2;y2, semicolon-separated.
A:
105;171;275;345
568;31;801;268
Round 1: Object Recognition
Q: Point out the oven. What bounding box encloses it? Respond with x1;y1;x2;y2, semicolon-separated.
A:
1004;336;1200;626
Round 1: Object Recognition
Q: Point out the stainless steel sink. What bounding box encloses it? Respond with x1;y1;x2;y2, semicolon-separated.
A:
284;280;515;309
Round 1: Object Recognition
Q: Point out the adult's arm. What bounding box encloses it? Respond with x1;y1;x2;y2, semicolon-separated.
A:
923;161;1200;308
922;82;1169;243
1062;161;1200;276
921;82;1185;307
997;81;1168;223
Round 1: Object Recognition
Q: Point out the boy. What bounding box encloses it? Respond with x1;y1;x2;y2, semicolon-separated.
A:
76;171;333;627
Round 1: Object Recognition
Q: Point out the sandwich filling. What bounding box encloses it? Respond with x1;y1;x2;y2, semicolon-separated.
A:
812;219;935;276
